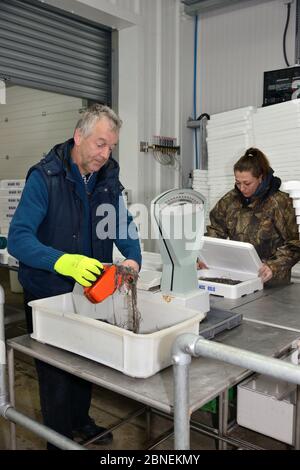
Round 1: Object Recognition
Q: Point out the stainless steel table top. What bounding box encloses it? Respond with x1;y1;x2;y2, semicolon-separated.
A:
231;283;300;332
7;321;300;415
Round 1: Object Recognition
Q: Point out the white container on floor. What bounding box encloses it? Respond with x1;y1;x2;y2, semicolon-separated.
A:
237;372;296;445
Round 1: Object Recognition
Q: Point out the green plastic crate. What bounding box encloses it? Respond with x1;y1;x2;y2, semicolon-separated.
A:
201;387;236;414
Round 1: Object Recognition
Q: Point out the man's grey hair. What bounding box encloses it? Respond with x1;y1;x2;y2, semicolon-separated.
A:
75;103;122;137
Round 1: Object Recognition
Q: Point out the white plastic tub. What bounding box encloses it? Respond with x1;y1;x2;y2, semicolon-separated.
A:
237;374;296;445
30;290;206;378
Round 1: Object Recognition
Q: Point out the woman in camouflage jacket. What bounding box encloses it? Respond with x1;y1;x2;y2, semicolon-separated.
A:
206;147;300;285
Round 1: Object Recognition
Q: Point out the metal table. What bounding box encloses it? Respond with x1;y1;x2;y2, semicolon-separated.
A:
230;283;300;332
7;320;300;450
210;283;287;311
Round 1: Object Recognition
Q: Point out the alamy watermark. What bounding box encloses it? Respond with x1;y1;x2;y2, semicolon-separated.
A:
95;197;205;250
0;80;6;104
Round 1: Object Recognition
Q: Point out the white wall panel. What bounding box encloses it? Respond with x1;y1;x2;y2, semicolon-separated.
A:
81;0;141;17
45;0;141;29
0;86;83;179
160;0;181;193
88;0;141;15
198;0;296;115
118;1;181;222
179;11;195;188
53;0;182;249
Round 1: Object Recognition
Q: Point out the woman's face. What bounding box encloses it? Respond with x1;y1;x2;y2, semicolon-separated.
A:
234;171;262;198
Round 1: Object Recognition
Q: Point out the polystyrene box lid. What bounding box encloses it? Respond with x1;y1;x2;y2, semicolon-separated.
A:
198;236;262;275
281;181;300;191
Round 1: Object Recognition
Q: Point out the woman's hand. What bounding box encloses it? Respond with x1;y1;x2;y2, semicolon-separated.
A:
258;263;273;283
197;259;208;270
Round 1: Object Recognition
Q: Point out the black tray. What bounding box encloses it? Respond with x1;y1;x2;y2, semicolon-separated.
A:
199;307;242;339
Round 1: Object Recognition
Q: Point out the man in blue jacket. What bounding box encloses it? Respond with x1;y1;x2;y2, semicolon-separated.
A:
8;104;141;449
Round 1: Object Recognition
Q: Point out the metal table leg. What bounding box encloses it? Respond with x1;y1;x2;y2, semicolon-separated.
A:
218;390;229;450
294;384;300;450
145;406;152;441
7;346;16;450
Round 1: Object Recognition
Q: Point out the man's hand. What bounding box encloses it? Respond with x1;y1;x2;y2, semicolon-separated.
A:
54;254;103;287
258;263;273;283
121;259;139;273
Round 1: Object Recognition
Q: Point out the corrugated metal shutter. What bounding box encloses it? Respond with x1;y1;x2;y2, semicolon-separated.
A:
0;0;112;103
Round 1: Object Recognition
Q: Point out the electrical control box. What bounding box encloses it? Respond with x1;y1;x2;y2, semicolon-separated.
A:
263;66;300;106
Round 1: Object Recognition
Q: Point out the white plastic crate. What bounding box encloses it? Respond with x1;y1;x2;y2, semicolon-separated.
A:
30;289;206;378
141;251;163;271
0;197;21;206
1;213;13;221
0;179;25;189
0;206;18;216
137;251;163;291
0;189;23;197
137;270;162;291
0;248;9;264
8;255;19;268
0;225;9;235
237;374;296;445
198;237;263;299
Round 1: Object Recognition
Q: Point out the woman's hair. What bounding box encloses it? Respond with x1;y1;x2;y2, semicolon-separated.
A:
74;103;122;137
233;147;271;179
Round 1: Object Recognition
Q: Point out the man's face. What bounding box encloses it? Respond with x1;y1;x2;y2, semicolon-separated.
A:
73;117;119;174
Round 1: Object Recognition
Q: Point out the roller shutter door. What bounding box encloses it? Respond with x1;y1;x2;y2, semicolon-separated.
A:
0;0;112;103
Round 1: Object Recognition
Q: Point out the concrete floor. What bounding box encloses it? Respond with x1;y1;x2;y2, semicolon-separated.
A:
0;267;291;451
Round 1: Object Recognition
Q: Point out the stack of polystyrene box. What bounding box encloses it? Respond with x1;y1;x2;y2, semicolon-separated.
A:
0;179;24;235
253;101;300;182
281;181;300;239
281;181;300;282
206;106;255;211
192;170;209;226
0;180;24;292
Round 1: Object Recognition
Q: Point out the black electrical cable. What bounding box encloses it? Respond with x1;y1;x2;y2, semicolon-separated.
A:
197;113;210;121
283;2;291;67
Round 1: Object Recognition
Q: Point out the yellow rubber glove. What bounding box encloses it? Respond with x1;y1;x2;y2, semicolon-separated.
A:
54;254;103;287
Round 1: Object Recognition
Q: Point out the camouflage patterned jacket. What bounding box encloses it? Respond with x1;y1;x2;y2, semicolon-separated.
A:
206;188;300;284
